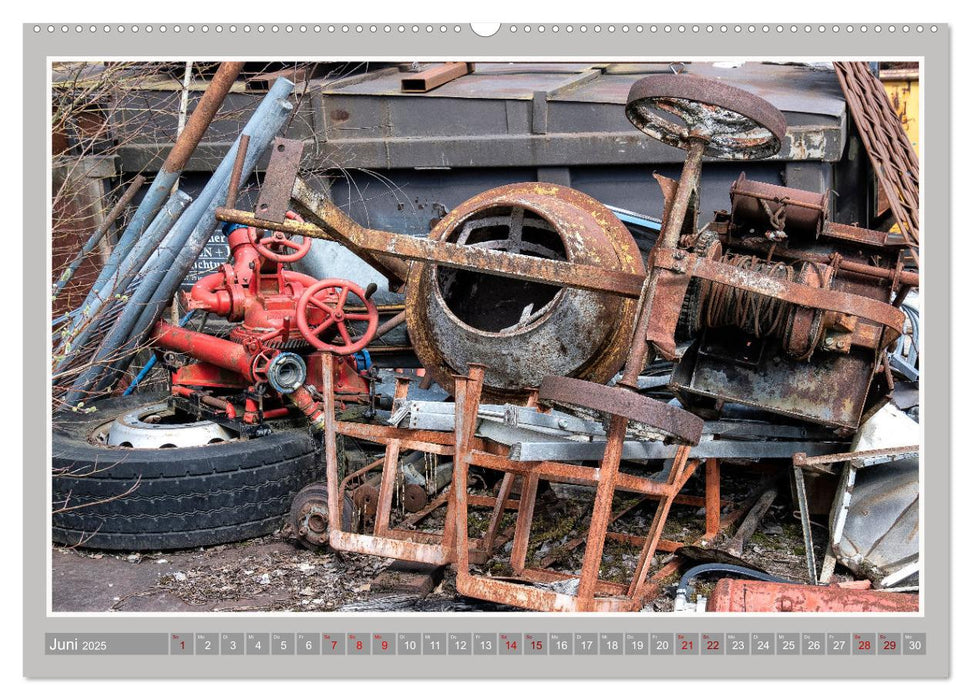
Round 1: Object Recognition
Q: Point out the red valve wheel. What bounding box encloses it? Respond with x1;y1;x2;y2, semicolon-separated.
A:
296;279;379;355
252;211;312;263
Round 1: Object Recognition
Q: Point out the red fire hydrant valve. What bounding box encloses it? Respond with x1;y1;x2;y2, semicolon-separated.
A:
296;279;379;355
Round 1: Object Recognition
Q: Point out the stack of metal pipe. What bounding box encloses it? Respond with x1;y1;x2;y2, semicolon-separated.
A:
52;64;297;409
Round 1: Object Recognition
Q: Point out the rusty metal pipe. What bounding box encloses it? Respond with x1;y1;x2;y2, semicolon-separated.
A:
373;310;407;341
619;138;707;387
171;385;238;419
225;133;250;209
162;62;245;173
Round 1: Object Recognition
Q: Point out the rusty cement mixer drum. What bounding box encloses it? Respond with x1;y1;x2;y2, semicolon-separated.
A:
405;183;645;402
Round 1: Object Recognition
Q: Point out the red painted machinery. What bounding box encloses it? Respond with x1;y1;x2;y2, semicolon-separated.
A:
150;213;379;433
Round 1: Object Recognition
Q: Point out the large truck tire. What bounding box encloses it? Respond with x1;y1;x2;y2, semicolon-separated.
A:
51;394;322;551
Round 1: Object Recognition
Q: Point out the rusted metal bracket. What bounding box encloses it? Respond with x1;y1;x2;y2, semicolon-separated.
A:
254;137;304;223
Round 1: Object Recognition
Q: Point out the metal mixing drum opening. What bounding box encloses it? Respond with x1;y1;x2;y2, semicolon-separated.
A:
435;205;567;333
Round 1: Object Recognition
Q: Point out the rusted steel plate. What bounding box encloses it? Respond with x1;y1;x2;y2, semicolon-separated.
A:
330;530;453;565
457;573;640;613
254;137;304;223
823;221;890;248
706;579;919;613
539;376;704;446
671;340;875;430
626;74;788;160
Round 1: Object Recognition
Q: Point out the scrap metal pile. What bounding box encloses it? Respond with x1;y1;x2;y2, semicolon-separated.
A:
52;64;920;612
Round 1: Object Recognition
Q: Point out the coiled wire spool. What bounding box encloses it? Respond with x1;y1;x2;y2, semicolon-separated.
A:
682;252;834;360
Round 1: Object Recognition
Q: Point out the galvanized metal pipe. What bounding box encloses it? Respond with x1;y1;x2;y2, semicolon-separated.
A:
83;62;243;300
63;79;295;405
54;190;192;373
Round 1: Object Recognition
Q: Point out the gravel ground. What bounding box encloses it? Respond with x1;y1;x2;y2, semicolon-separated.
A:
52;461;835;613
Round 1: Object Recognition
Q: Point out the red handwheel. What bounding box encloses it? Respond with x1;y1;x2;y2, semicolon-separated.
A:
252;211;312;263
296;279;379;355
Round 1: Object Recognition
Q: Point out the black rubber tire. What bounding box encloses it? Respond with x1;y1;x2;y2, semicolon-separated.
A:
51;393;323;551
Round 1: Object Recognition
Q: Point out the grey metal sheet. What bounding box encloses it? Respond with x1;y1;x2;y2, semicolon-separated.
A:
322;65;595;100
555;62;846;119
508;438;848;462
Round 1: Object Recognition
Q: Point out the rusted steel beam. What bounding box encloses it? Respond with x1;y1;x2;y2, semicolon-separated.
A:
335;421;462;454
401;62;474;93
793;445;919;468
458;574;640;613
482;473;517;556
322;353;341;535
469;451;689;498
539;376;703;446
509;473;539;574
246;63;320;91
289;178;410;287
330;530;453;565
468;494;519;510
575;414;630;607
704;459;721;540
627;451;695;599
373;440;400;537
214;204;646;298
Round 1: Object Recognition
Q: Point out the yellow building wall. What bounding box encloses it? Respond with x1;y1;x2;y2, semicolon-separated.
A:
881;71;920;156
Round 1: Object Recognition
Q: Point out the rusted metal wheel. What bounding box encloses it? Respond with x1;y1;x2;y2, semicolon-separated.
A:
625;74;787;160
289;482;354;549
406;183;645;402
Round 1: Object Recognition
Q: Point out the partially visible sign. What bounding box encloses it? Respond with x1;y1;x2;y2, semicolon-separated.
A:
182;231;230;289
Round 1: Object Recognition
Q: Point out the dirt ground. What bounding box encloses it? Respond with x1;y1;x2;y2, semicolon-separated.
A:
52;461;831;613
